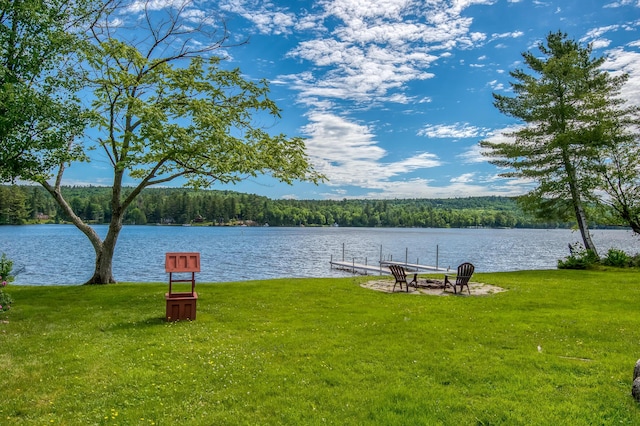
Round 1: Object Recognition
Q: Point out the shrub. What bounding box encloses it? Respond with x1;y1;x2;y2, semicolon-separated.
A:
0;279;12;313
0;253;13;282
630;253;640;268
557;243;599;269
0;253;14;314
602;248;631;268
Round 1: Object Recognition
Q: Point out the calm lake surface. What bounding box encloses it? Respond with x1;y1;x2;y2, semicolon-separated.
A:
1;225;638;285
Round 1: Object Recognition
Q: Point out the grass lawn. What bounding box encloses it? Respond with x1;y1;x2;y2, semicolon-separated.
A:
1;269;640;425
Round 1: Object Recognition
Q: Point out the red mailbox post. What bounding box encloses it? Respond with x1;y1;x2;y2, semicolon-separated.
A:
165;252;200;321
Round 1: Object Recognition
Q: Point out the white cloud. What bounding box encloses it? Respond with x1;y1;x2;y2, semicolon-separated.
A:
450;172;475;183
318;174;528;199
603;47;640;105
458;143;488;164
277;0;495;105
490;31;524;41
317;179;524;199
219;0;298;34
300;112;441;188
591;39;613;49
456;126;530;168
417;122;491;139
580;25;620;51
126;0;189;12
487;79;505;91
604;0;640;8
582;25;620;40
603;47;640;106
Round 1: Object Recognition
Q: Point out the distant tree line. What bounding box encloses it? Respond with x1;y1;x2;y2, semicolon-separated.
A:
0;185;625;229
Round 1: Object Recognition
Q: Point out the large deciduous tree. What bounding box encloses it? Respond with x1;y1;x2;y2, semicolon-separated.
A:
2;0;322;284
480;31;637;258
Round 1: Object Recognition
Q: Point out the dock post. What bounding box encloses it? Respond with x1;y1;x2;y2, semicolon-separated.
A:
379;245;383;275
436;245;439;270
405;248;408;265
330;254;333;269
342;243;345;261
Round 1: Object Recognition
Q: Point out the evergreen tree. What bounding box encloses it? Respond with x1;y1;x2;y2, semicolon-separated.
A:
480;31;633;257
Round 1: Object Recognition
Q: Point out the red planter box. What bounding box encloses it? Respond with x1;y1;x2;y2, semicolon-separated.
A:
165;252;200;322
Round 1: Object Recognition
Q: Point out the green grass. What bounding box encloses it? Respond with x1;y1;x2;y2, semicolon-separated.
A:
1;270;640;425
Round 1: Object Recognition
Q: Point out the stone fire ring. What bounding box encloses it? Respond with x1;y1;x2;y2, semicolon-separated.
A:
361;278;506;296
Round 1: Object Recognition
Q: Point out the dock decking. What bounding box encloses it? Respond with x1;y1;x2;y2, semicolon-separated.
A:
330;243;450;276
329;260;390;275
330;259;450;276
379;260;449;273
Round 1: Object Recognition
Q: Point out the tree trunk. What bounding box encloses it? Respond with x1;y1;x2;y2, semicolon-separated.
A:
84;214;123;284
617;205;640;236
573;199;599;259
563;151;599;259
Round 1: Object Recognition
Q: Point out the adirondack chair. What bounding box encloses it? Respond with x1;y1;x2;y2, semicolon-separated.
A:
389;264;417;292
444;262;475;295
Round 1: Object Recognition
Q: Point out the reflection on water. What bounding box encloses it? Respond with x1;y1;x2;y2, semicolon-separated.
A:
1;225;638;285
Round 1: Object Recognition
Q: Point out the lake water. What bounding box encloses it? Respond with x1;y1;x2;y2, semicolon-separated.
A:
1;225;638;285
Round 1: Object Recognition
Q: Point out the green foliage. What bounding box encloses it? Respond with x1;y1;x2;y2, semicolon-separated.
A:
2;271;640;423
0;284;12;313
557;243;599;269
0;185;594;227
0;253;13;313
0;252;13;281
558;245;640;269
2;184;633;228
630;253;640;268
0;0;93;183
602;248;632;268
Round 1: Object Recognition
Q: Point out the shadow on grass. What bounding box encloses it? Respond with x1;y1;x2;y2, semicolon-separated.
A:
101;316;167;332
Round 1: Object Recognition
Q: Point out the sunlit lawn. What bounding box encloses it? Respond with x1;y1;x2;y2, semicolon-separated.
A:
1;269;640;424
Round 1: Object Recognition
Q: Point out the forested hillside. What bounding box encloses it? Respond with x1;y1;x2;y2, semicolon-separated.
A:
0;185;621;228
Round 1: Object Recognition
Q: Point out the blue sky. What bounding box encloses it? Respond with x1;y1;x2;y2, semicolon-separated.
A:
66;0;640;200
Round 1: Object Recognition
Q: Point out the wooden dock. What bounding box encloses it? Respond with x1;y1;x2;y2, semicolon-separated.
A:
329;260;390;275
330;243;451;276
380;260;450;273
330;259;450;275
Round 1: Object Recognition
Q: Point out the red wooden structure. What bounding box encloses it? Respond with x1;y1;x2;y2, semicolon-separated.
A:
164;252;200;321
